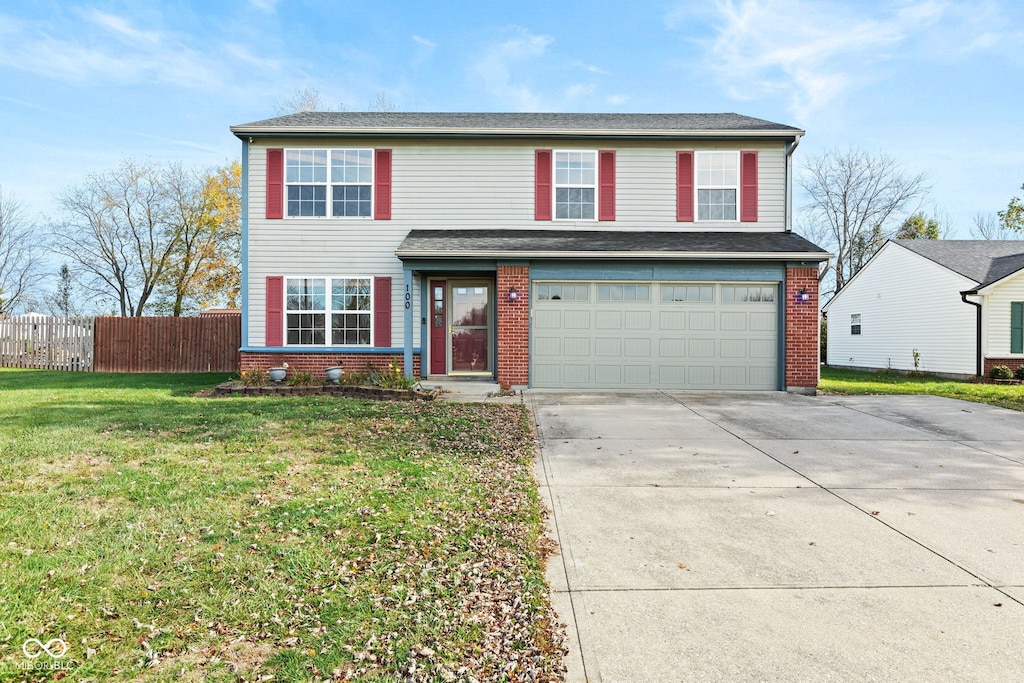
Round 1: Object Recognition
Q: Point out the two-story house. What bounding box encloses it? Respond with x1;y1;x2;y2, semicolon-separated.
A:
230;112;829;392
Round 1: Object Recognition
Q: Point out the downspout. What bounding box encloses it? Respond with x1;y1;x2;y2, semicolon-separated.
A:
960;291;982;377
784;134;803;233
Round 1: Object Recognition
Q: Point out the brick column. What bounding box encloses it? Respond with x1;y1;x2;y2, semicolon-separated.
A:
496;265;530;389
785;267;820;393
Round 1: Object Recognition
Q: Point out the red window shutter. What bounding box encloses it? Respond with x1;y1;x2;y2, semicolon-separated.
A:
374;149;392;220
676;151;694;222
535;150;552;220
373;276;392;347
741;150;758;222
265;276;284;346
599;150;616;221
266;149;284;219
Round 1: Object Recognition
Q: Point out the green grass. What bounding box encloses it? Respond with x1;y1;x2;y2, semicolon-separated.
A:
0;369;562;681
820;366;1024;412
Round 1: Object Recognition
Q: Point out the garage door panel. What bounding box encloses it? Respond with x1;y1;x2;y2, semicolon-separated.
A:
564;311;591;329
624;338;651;356
625;311;651;329
659;311;687;331
595;311;621;329
563;337;590;356
720;312;748;331
532;281;779;390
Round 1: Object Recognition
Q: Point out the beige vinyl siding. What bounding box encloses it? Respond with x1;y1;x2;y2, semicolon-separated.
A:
825;243;978;375
982;272;1024;358
246;138;790;347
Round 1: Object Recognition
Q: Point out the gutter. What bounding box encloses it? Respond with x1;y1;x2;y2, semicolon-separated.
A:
230;126;805;141
394;250;832;261
784;134;803;233
960;290;983;377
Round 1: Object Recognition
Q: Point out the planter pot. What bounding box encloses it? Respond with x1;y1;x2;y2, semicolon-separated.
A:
268;367;287;383
325;366;344;384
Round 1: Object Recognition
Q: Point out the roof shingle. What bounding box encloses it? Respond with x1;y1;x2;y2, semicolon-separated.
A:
894;239;1024;288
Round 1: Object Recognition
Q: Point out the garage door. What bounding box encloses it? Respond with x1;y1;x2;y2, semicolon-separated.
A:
532;281;779;389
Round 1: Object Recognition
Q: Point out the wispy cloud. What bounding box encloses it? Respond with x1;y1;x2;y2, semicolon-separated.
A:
412;34;436;65
249;0;279;13
671;0;1011;122
84;8;160;44
472;26;553;110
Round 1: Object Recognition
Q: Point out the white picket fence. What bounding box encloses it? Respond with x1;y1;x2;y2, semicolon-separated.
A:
0;315;95;371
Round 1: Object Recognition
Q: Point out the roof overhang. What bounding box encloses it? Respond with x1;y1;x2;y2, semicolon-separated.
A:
231;126;803;142
395;230;831;263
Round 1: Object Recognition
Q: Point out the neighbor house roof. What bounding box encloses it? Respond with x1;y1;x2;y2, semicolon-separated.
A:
894;239;1024;290
396;230;829;261
231;112;803;140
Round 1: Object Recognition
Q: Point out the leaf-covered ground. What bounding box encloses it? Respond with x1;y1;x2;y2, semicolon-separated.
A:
0;369;566;681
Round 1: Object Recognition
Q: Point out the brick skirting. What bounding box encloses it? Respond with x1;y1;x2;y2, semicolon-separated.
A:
240;352;421;378
983;357;1024;376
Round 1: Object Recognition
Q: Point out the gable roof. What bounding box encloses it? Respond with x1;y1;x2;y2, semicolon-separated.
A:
231;112;803;140
396;229;829;261
894;239;1024;289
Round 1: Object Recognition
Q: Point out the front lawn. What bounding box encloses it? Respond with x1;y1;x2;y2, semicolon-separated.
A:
819;366;1024;412
0;369;564;681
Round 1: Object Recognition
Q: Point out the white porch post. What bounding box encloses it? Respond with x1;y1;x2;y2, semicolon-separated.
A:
403;266;414;379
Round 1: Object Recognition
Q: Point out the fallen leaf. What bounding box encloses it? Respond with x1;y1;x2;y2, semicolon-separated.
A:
677;563;687;569
870;511;880;516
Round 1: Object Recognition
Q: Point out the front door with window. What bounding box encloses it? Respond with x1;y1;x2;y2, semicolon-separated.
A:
428;280;493;376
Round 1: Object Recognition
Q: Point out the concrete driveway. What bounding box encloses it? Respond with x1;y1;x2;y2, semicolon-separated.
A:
529;391;1024;682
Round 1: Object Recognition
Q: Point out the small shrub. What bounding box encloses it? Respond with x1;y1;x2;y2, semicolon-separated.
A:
341;371;369;386
368;362;417;390
239;367;269;386
286;370;316;386
989;365;1013;380
1016;366;1024;381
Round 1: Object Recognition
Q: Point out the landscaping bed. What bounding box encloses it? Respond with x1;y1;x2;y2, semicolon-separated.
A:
0;368;565;681
213;380;438;401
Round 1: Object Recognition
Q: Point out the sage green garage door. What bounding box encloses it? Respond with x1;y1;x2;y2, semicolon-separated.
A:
531;281;779;389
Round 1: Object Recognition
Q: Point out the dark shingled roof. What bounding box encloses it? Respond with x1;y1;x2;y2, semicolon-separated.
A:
396;230;829;261
894;239;1024;289
232;112;801;137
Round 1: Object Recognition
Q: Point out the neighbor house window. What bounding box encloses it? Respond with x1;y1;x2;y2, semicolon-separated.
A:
851;313;862;336
286;277;371;345
696;151;739;221
554;151;596;220
285;149;372;217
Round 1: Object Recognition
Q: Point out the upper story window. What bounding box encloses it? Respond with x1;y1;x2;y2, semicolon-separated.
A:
554;151;596;220
696;152;739;221
285;149;373;218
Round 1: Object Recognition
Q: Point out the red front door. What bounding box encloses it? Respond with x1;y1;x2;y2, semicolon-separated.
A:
429;280;446;375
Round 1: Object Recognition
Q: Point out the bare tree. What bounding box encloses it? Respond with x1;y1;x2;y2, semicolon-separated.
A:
367;91;398;112
274;87;350;115
800;148;929;293
970;212;1020;239
0;186;44;315
52;160;181;316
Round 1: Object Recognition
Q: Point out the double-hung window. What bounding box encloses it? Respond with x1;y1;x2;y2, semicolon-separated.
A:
554;151;596;220
696;151;739;221
285;277;372;346
285;149;373;217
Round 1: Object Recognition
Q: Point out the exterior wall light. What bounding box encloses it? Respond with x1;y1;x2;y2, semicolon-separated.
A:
507;287;520;301
794;287;811;303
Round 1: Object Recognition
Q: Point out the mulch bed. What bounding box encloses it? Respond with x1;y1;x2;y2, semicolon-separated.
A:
212;381;438;401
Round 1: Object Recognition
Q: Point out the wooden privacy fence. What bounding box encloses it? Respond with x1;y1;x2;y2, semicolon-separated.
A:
0;315;95;371
93;314;240;373
0;314;240;373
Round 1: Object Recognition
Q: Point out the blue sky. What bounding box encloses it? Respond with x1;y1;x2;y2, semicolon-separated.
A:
1;0;1022;236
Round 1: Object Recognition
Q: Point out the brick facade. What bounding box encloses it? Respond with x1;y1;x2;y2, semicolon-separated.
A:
982;357;1024;377
496;265;530;389
240;352;420;379
784;266;820;392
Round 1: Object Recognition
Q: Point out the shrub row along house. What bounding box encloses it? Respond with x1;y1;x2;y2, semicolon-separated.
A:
230;112;829;391
824;239;1024;378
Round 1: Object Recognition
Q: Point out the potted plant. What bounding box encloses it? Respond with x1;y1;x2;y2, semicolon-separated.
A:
269;362;288;383
325;365;344;384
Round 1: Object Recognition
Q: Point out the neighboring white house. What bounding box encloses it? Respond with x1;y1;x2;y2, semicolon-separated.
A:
824;239;1024;377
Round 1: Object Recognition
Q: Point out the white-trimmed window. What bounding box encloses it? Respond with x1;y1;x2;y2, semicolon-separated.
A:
554;151;596;220
662;285;714;303
285;277;372;345
722;285;775;303
696;151;739;221
285;149;373;217
851;313;862;336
